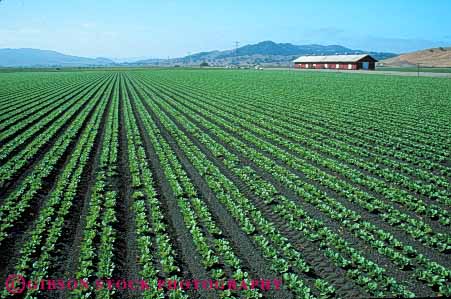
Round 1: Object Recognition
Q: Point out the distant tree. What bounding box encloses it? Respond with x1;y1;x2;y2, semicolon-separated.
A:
200;61;209;67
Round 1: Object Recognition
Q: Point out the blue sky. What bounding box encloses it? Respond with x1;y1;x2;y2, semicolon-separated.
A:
0;0;450;59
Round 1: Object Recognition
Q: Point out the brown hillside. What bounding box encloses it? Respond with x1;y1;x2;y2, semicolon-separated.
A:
381;47;451;67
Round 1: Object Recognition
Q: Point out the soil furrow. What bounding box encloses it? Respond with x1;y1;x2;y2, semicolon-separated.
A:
0;76;114;286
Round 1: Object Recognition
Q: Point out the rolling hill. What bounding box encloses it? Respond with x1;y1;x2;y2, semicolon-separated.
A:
381;47;451;67
0;48;115;67
0;42;398;67
134;41;397;66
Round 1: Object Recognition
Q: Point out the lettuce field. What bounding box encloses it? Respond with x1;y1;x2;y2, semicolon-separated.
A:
0;69;450;299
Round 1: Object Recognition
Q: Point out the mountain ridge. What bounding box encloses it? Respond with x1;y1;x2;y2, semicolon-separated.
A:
135;41;397;66
0;41;397;67
0;48;115;67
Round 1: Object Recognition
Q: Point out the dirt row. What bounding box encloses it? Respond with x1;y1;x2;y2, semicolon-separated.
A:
0;75;114;198
128;73;446;297
126;75;335;298
144;75;451;268
0;75;116;288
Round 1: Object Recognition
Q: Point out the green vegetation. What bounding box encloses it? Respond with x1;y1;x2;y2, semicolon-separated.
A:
377;66;451;73
0;69;450;298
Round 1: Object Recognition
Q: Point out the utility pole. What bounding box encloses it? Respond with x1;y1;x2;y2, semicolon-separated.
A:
234;41;239;65
187;52;191;67
417;63;420;78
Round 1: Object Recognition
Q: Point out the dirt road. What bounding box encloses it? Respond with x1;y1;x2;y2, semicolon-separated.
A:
268;68;451;78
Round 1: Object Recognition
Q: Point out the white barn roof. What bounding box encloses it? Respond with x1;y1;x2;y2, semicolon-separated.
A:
293;54;374;63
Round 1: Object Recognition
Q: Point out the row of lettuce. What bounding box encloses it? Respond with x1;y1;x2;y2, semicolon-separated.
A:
126;70;451;297
0;70;450;298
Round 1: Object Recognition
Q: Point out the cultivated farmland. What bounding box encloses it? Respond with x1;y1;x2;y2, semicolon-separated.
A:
0;69;450;299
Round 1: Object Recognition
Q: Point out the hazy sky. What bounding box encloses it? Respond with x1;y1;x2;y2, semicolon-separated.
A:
1;0;450;59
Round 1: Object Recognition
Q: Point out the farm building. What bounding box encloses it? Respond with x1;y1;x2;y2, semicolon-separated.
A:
293;54;378;70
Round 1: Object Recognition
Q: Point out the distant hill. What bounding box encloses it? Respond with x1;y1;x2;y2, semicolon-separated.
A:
135;41;397;66
0;48;115;67
0;42;398;68
381;47;451;67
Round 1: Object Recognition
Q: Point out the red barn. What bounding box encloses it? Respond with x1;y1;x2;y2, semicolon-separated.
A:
293;54;378;70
